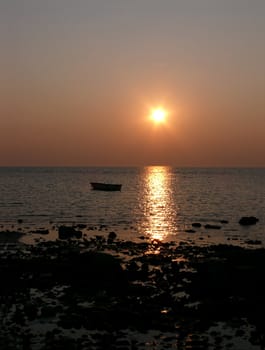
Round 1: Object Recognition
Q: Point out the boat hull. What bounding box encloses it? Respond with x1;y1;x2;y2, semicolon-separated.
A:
90;182;122;191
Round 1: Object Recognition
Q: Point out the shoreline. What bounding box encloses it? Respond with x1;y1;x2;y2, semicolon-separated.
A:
1;228;265;349
0;215;263;249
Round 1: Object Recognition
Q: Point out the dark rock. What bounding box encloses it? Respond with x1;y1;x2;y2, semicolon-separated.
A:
24;302;38;321
220;220;229;224
95;235;105;242
40;305;58;318
127;261;139;272
107;231;117;243
0;230;25;242
58;226;82;239
70;251;127;293
31;229;49;235
3;237;265;348
74;230;82;239
239;216;259;225
245;239;262;245
76;224;86;229
192;223;202;228
204;224;221;229
185;229;196;233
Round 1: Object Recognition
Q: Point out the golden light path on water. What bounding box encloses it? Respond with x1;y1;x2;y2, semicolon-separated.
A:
141;166;177;241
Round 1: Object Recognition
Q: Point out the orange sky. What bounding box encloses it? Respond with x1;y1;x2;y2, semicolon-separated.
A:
1;1;265;166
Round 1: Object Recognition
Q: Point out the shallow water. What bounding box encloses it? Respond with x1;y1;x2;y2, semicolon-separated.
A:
0;167;264;245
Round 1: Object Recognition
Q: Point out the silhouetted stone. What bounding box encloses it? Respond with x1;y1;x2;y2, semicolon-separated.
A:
0;230;25;242
239;216;259;225
2;235;265;348
245;239;262;245
192;223;202;228
31;229;49;235
107;231;117;243
204;224;221;229
24;302;38;321
76;224;86;229
58;226;82;239
71;251;127;293
74;230;82;239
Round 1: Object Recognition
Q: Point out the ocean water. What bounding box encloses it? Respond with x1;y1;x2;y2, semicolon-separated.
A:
0;167;264;246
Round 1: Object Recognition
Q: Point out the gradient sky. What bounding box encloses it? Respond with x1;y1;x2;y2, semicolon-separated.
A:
1;0;265;166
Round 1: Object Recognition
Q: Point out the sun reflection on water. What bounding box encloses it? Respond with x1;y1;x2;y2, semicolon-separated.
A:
141;166;176;241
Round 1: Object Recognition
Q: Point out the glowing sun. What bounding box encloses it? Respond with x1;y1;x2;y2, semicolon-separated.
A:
150;108;167;124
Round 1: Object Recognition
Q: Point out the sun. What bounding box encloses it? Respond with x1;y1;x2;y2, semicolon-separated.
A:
150;108;167;124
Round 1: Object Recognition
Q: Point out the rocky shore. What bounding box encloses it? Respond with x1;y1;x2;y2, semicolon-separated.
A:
0;226;265;350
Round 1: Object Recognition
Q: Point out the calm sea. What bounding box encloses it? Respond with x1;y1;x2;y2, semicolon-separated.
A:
0;167;264;246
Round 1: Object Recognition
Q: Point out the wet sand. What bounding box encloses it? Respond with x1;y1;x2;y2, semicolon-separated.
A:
0;226;265;350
